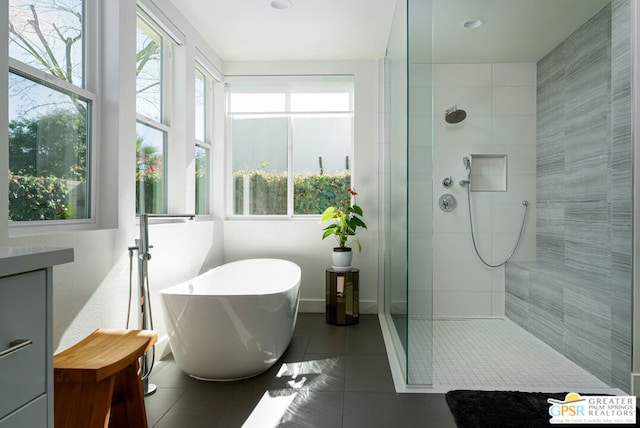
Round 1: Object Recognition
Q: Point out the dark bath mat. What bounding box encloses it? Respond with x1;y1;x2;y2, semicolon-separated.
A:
445;390;637;428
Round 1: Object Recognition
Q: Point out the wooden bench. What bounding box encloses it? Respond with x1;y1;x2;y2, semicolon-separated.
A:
53;329;157;428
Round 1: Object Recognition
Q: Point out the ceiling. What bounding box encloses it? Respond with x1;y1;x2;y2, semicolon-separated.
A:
168;0;611;63
166;0;398;62
433;0;610;63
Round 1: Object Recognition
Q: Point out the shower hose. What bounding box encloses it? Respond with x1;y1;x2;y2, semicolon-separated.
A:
465;187;528;268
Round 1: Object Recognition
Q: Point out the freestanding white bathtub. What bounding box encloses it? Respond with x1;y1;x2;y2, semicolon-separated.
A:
159;258;301;380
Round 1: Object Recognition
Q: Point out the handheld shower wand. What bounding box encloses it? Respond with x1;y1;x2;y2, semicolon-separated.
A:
459;156;471;186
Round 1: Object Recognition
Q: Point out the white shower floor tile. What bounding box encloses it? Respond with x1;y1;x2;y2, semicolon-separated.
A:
407;318;619;393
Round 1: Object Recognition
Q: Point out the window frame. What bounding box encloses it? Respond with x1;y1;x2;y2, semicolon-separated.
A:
194;60;215;217
135;9;175;216
226;75;355;220
8;0;99;231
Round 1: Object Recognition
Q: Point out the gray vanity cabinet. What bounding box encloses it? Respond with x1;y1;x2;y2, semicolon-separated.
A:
0;248;73;428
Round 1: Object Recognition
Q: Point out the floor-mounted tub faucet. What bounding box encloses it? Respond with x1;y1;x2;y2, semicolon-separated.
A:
133;213;195;396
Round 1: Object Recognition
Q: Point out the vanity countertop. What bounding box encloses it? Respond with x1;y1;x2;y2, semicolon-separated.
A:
0;246;74;277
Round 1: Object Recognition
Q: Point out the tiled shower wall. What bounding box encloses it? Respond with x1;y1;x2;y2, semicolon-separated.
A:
432;63;537;317
506;1;632;392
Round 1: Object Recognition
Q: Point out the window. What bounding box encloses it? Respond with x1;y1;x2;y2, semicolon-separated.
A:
228;77;354;216
195;67;206;142
194;65;212;215
195;146;210;215
136;122;165;214
8;0;95;222
136;13;169;215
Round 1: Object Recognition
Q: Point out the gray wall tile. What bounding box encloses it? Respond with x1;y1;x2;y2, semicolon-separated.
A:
506;1;632;393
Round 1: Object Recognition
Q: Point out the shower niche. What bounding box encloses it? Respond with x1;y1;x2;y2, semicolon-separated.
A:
468;154;507;192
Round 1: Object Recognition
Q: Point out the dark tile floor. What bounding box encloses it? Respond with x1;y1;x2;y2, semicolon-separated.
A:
144;313;457;427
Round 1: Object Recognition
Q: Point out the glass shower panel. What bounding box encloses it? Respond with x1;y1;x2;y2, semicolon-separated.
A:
384;0;434;385
406;0;434;385
384;0;409;377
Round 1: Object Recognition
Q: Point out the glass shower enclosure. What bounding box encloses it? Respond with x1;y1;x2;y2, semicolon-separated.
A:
383;0;634;393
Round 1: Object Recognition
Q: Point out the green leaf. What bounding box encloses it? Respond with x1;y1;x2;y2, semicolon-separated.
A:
351;205;363;216
320;206;336;223
322;229;337;240
352;217;367;229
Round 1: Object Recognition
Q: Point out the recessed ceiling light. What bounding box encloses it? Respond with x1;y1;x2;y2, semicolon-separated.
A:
270;0;293;10
462;18;485;29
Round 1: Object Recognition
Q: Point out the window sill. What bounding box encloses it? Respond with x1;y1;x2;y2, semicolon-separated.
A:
9;219;102;238
225;215;321;221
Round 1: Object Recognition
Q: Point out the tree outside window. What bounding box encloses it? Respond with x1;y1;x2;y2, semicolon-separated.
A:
135;123;165;215
8;0;90;221
195;146;209;215
136;17;162;122
9;0;84;85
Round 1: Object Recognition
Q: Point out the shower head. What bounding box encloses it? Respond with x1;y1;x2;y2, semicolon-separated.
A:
445;105;467;124
463;156;471;170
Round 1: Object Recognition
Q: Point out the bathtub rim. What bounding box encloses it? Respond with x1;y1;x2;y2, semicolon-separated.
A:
159;257;301;297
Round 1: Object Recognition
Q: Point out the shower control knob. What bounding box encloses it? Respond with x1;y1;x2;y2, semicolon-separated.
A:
438;194;457;212
442;176;453;188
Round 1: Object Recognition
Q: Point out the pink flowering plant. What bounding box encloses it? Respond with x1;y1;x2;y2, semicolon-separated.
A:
320;188;367;252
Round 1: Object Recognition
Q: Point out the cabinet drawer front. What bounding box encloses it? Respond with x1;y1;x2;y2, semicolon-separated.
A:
0;395;47;428
0;270;47;419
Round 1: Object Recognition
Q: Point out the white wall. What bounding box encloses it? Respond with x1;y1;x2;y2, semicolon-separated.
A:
223;61;380;313
432;63;537;317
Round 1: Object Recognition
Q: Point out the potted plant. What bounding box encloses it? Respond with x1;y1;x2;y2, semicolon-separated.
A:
320;188;367;270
